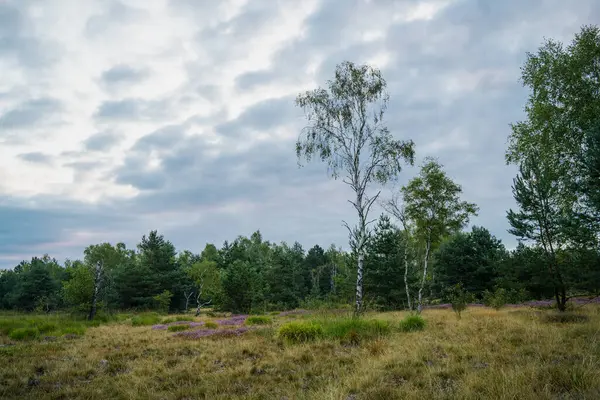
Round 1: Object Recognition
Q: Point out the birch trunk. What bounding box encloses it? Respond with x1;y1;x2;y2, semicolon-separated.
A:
403;239;412;311
417;239;430;314
88;262;102;321
355;252;364;314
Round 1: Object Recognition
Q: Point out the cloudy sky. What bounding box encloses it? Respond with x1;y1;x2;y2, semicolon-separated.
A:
0;0;598;268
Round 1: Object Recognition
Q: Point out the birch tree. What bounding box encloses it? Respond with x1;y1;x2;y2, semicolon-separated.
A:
402;158;478;313
186;260;219;316
295;61;415;314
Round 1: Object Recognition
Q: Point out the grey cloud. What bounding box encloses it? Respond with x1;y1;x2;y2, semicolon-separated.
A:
101;64;149;86
85;1;147;38
215;95;300;137
0;97;62;131
84;130;122;151
0;198;136;269
133;125;186;152
18;152;53;164
0;2;61;67
94;98;170;121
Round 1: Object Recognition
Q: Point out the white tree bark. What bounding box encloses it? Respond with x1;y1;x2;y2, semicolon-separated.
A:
404;240;412;311
88;261;103;321
417;238;431;314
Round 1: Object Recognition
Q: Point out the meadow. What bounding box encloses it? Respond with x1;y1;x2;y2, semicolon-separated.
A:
1;306;599;400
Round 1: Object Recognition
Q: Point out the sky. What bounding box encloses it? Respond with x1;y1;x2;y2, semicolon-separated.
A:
1;0;599;269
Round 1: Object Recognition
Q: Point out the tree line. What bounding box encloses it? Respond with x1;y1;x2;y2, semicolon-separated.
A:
0;25;599;317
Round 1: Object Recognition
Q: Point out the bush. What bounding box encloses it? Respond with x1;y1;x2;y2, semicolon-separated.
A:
131;313;162;327
153;290;173;313
447;283;473;319
168;324;191;332
399;314;426;332
246;316;272;325
542;312;590;324
483;288;508;310
204;321;218;329
9;327;40;341
278;321;323;343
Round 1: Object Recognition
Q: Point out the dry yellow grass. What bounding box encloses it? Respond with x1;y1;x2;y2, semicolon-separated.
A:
1;307;599;399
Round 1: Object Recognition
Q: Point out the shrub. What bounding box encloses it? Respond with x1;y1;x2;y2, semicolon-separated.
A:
542;312;590;324
399;314;426;332
168;324;191;332
246;316;272;325
9;327;40;341
447;283;472;319
131;313;162;327
204;321;218;329
483;288;508;310
278;321;323;343
153;290;173;313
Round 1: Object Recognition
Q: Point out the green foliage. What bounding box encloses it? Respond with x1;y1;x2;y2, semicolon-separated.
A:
506;25;600;311
9;327;39;341
364;215;412;310
402;158;479;312
483;288;508;310
167;324;191;332
204;321;218;329
245;316;272;325
402;158;479;247
446;283;472;319
434;227;506;298
399;314;426;332
153;290;173;314
131;313;162;327
277;321;323;343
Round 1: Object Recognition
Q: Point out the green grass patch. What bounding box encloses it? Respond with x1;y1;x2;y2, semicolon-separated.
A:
278;321;323;343
168;324;191;332
399;314;426;332
131;313;162;326
161;316;195;324
320;317;391;344
246;316;272;325
204;321;218;329
8;327;40;341
60;325;86;336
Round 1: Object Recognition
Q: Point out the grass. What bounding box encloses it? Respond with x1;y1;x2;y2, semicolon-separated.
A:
160;316;195;324
204;321;218;329
167;324;190;332
0;313;113;341
130;312;162;326
245;316;272;325
1;307;599;399
399;314;426;332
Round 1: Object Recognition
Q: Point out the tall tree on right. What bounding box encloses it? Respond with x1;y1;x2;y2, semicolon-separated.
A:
505;25;600;310
402;157;478;313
